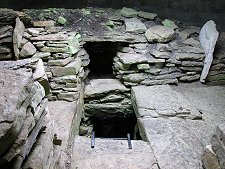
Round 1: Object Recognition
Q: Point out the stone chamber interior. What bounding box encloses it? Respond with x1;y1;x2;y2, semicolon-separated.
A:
0;3;225;169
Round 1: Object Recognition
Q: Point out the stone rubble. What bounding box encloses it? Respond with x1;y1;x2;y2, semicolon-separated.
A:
0;25;13;60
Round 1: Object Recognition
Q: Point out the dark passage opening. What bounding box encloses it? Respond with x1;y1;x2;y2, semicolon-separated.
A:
84;42;118;79
79;111;142;140
90;114;141;140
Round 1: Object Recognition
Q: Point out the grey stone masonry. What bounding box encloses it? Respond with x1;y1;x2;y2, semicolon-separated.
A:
0;59;50;168
13;22;90;101
113;33;205;87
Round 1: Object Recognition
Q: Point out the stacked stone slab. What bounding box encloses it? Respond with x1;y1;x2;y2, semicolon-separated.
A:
0;58;78;168
0;25;13;60
12;18;89;101
84;79;133;118
113;25;205;86
206;33;225;85
0;8;31;26
0;59;51;168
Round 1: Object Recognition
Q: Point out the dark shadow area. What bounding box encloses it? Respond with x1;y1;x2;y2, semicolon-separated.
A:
84;42;118;79
92;115;140;139
1;0;225;31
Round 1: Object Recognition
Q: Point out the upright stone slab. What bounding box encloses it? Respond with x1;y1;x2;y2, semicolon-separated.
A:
199;20;219;82
13;18;25;60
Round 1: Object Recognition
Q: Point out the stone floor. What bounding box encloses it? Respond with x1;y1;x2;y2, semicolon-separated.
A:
48;101;77;152
72;136;158;169
132;83;225;169
48;101;78;168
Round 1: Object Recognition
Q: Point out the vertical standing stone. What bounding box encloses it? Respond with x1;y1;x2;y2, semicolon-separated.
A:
199;20;219;83
13;18;25;60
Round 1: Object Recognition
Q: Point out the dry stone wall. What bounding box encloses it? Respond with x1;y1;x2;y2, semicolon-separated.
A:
206;32;225;85
1;9;224;88
113;26;205;86
84;79;133;118
0;59;52;168
12;18;90;101
0;58;82;168
0;25;13;60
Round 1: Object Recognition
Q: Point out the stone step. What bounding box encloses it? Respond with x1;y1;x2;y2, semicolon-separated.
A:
71;136;158;169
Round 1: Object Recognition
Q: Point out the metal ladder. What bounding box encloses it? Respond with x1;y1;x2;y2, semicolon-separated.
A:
91;131;132;149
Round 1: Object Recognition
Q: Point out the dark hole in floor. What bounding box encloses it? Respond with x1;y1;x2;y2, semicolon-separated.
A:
91;115;141;140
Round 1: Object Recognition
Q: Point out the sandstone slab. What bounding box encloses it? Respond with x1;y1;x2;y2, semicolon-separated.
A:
119;7;138;18
13;18;25;59
138;118;207;169
118;52;147;65
131;85;202;119
84;79;130;98
84;102;133;118
0;69;33;156
125;18;147;33
199;20;219;82
138;11;157;20
30;34;68;41
72;136;158;169
33;20;55;27
145;25;175;43
19;41;36;58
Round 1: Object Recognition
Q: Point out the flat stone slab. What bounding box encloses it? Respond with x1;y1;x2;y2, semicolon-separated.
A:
118;52;147;65
84;79;130;98
72;136;158;169
131;85;202;119
138;118;208;169
125;18;147;33
84;102;133;118
0;69;33;156
48;101;77;151
30;33;68;41
133;83;225;169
